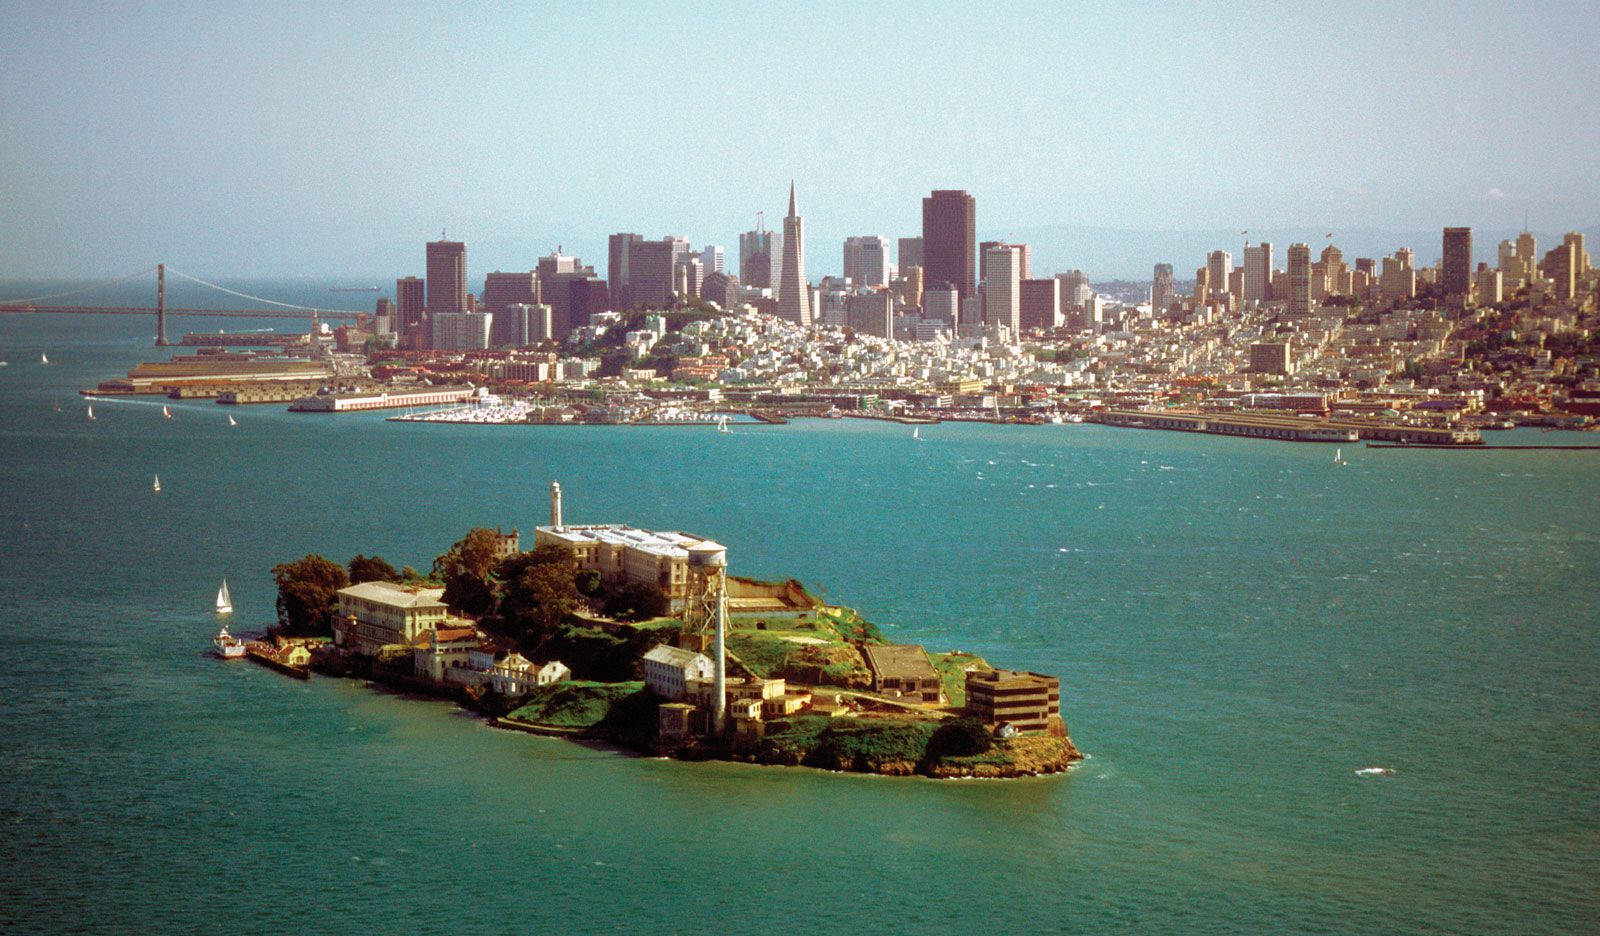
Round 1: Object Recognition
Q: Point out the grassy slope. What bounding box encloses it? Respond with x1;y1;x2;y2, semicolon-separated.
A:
506;680;644;728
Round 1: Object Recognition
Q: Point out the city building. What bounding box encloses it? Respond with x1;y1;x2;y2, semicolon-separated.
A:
924;284;959;324
980;241;1032;282
536;252;596;337
1207;250;1233;300
1476;264;1503;305
700;244;724;275
1544;240;1577;301
1250;340;1293;375
1441;227;1473;302
430;311;492;351
964;670;1061;733
922;189;976;302
1243;243;1272;303
395;276;425;335
846;290;893;338
898;236;923;271
981;243;1022;337
1058;269;1091;309
1151;263;1175;314
1019;277;1062;331
1381;251;1416;302
426;240;467;314
607;233;643;307
1287;243;1312;316
778;182;811;327
843;235;890;288
481;271;538;314
739;226;777;290
333;581;454;656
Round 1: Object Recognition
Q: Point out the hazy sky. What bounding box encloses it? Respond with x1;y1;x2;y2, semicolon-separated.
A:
2;0;1596;281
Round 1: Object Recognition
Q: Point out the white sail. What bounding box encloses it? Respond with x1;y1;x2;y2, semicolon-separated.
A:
86;405;95;420
152;475;161;492
215;580;233;614
162;405;172;419
40;353;49;364
228;414;237;426
913;427;921;440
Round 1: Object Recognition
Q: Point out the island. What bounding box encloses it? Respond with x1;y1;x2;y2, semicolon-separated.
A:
264;482;1082;779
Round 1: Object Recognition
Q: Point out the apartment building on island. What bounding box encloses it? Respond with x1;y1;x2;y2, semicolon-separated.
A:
964;669;1063;735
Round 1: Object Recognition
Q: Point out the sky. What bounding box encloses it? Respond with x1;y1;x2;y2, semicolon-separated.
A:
1;0;1597;281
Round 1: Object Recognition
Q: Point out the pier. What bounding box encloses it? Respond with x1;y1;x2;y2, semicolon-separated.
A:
1093;409;1481;445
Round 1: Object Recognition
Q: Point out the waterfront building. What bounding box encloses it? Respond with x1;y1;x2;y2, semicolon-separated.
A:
1250;340;1293;375
922;189;976;303
490;654;570;696
426;240;467;315
1287;243;1312;316
964;670;1061;734
535;522;718;612
1441;227;1473;303
981;244;1022;337
778;182;811;327
1243;244;1272;303
843;236;890;288
738;226;777;290
642;645;715;701
898;236;923;271
412;625;481;683
1019;277;1062;331
1151;263;1175;314
334;581;453;656
1207;250;1233;301
860;644;943;703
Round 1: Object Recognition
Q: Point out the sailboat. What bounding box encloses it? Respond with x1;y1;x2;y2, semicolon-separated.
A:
86;405;95;420
162;405;172;419
227;414;237;427
152;474;161;492
215;579;233;614
912;426;921;441
40;353;49;364
1333;447;1347;466
717;414;732;434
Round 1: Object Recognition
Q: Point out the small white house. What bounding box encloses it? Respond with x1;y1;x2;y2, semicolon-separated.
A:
490;654;570;696
642;645;714;700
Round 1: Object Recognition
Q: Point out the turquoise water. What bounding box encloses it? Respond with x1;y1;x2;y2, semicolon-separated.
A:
1;309;1597;933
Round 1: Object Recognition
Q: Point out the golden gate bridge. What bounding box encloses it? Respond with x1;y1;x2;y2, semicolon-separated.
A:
0;264;366;345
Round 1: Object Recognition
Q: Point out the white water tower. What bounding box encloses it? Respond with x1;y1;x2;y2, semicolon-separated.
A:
686;540;728;734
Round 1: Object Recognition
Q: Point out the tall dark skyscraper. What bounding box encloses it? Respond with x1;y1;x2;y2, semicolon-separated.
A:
395;276;425;331
922;189;976;301
425;240;466;314
739;227;776;289
1441;227;1473;300
608;232;643;307
481;271;538;313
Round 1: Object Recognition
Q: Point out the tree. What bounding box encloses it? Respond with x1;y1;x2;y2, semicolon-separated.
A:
574;568;603;597
433;528;510;614
497;545;580;640
926;717;994;759
601;580;668;622
348;554;401;585
271;554;349;637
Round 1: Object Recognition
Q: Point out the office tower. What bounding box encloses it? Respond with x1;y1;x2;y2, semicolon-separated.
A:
1243;244;1272;303
621;238;676;309
1476;265;1503;305
898;237;923;271
981;243;1022;337
924;285;959;324
1287;243;1312;316
700;245;724;274
843;236;890;288
778;182;811;326
395;276;425;332
1207;250;1233;300
893;265;924;310
1314;244;1349;298
1020;278;1061;331
979;242;1031;285
1151;263;1174;313
739;227;776;290
1382;252;1418;302
675;257;704;299
481;271;539;315
700;271;739;310
425;240;467;314
1516;230;1538;270
569;277;609;324
1193;267;1209;305
1057;269;1091;308
1441;227;1473;300
922;189;976;303
1563;232;1589;275
845;291;893;338
1543;241;1577;300
608;233;643;307
536;252;595;337
1498;239;1519;273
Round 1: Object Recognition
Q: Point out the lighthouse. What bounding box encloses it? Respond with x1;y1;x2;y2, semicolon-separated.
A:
549;481;563;531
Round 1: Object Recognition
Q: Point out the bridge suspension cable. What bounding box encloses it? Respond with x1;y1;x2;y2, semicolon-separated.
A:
163;267;365;314
0;266;159;305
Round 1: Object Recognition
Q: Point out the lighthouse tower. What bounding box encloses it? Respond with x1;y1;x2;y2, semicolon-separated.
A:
549;481;563;530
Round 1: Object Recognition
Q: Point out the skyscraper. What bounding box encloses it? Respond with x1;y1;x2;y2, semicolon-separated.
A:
1019;278;1061;331
1441;227;1473;300
1563;231;1589;276
1057;269;1091;308
1544;241;1577;300
1207;250;1233;301
608;233;643;308
843;236;890;288
1151;263;1174;313
898;237;923;271
395;276;425;332
700;245;724;274
425;240;466;314
778;182;811;327
1243;244;1272;303
922;189;976;303
481;271;539;314
1287;243;1312;316
738;227;777;290
536;251;595;337
981;243;1022;338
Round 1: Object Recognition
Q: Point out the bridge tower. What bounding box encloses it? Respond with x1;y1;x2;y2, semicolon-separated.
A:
155;264;168;346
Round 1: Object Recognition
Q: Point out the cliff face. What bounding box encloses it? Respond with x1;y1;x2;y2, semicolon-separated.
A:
922;734;1083;779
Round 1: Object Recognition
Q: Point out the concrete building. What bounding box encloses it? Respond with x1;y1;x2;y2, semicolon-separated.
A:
333;581;453;656
1382;252;1416;302
1058;269;1091;309
1250;340;1293;375
490;654;570;695
429;311;492;350
607;232;643;307
1019;277;1062;331
481;271;538;314
922;189;976;302
1243;243;1272;303
1441;227;1473;303
395;275;426;336
981;244;1022;337
1563;231;1590;276
1287;243;1312;317
1151;263;1175;314
425;240;467;315
898;236;923;271
700;244;724;275
1207;250;1233;301
1476;265;1503;305
1543;241;1577;301
860;644;942;703
843;235;890;288
739;227;777;290
535;518;721;613
980;241;1032;283
536;252;595;338
964;670;1061;733
924;284;959;324
642;644;715;700
777;182;811;326
846;290;894;338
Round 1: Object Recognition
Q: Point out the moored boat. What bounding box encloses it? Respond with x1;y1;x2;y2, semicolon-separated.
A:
213;624;246;659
